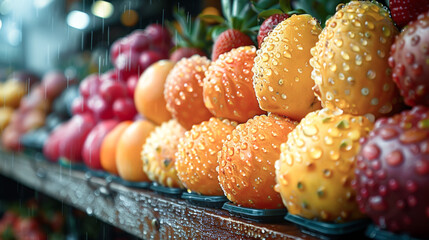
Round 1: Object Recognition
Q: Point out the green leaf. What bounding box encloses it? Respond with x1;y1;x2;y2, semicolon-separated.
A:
198;14;225;24
242;14;258;29
252;0;279;11
211;25;229;41
336;119;350;129
258;9;284;19
222;0;232;23
279;0;291;12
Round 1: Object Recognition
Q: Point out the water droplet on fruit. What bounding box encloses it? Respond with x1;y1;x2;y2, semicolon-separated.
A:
377;50;385;58
371;98;379;105
303;125;318;136
284;51;292;59
330;63;337;72
369;196;387;211
361;88;369;96
355;55;363;65
310;147;322;159
281;94;287;100
323;169;332;178
262;53;269;62
341;51;350;60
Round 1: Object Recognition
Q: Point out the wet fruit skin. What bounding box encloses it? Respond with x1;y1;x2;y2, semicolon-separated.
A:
218;114;297;209
141;119;186;188
389;11;429;107
211;29;254;61
275;108;374;222
203;46;265;123
253;14;322;121
164;55;213;130
176;118;236;196
257;13;289;49
353;105;429;238
311;1;400;122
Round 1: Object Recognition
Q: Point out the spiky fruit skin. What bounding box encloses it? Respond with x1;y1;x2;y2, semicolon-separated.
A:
218;114;297;209
170;48;207;62
389;12;429;107
203;46;265;123
389;0;429;28
353;106;429;238
257;13;289;48
211;29;254;61
176;118;237;196
253;14;322;121
164;55;213;130
141;119;186;188
311;1;400;122
275;108;374;222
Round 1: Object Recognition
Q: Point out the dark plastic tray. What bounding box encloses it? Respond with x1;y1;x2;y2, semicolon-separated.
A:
109;175;151;189
181;191;228;208
222;202;287;222
86;169;110;178
285;213;370;240
150;182;184;197
58;158;87;171
366;224;425;240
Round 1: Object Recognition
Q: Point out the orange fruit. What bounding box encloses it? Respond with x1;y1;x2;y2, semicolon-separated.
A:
100;121;132;175
203;46;265;123
176;117;237;195
164;55;213;130
116;120;156;182
218;114;297;209
134;60;174;125
141;119;186;188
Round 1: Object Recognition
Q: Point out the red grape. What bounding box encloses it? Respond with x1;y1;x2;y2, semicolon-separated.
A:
113;98;137;121
99;80;128;103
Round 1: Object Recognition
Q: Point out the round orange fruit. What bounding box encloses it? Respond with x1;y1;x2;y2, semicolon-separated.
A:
141;119;186;188
116;120;156;182
176;117;237;195
100;121;132;175
134;60;174;125
203;46;265;123
164;55;213;130
218;114;297;209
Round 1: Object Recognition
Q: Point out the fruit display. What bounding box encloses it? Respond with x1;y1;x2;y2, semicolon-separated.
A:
389;0;429;28
164;55;213;129
176;117;237;196
275;108;374;222
310;1;400;121
389;11;429;107
353;106;429;238
141;119;186;188
203;46;265;122
0;71;39;109
253;14;322;121
218;114;296;209
134;60;174;125
116;120;156;182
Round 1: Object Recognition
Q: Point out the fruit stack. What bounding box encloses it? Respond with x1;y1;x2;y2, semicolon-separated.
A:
4;0;426;238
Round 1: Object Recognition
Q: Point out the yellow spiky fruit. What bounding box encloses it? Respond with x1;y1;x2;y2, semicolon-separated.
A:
275;108;374;222
176;118;237;196
253;14;322;121
310;1;400;121
141;119;186;188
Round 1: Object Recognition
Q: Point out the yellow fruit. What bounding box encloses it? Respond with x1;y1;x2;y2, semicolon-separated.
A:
0;107;14;132
310;1;400;121
0;80;27;108
253;14;322;121
275;108;373;222
141;119;186;188
176;117;236;196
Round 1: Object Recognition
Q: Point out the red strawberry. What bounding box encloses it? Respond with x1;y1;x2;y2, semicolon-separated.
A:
170;47;206;62
257;13;289;48
211;29;254;61
390;0;429;28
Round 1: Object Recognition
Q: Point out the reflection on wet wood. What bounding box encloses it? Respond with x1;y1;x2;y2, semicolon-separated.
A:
0;150;316;240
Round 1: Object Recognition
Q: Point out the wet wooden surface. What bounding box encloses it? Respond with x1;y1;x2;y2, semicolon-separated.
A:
0;150;318;240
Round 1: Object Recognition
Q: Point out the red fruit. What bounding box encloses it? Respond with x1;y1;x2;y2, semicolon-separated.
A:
390;0;429;28
87;95;114;120
257;13;289;48
82;119;119;169
211;29;254;61
79;74;100;98
43;123;67;162
71;96;89;115
110;38;130;63
170;47;206;62
114;50;140;75
139;50;165;72
56;114;97;162
13;217;39;233
126;75;139;98
354;105;429;238
389;11;429;107
99;80;128;103
144;23;172;50
41;71;68;101
113;98;137;121
128;30;150;52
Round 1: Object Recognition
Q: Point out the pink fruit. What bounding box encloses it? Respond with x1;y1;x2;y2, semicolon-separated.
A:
139;50;165;72
113;98;137;121
114;50;140;75
79;74;100;98
87;95;114;120
99;80;128;103
82;119;119;169
41;71;68;101
354;105;429;238
144;24;172;50
129;30;150;52
71;96;89;115
126;75;139;98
